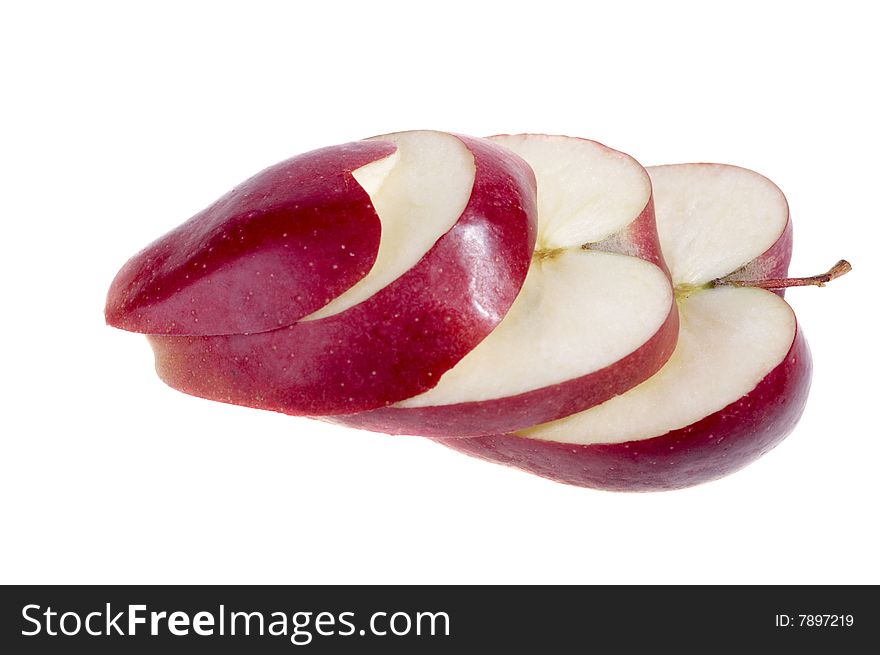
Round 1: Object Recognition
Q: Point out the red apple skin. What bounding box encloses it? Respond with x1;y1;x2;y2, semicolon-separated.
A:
435;327;811;492
105;140;397;336
602;194;669;276
148;135;538;415
327;302;678;437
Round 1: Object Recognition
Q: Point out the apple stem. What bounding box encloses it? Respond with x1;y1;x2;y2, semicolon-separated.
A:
714;260;852;290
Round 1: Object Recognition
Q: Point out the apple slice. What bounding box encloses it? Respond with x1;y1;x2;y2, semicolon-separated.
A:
439;163;850;491
105;140;397;336
330;135;678;436
140;131;538;415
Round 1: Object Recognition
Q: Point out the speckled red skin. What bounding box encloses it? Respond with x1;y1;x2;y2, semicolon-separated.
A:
148;135;538;415
328;302;678;437
105;141;396;336
326;167;676;437
436;327;811;492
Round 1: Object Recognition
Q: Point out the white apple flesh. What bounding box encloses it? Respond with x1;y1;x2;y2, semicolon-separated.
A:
438;163;833;490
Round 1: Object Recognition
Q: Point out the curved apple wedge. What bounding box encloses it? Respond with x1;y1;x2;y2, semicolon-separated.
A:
438;163;821;491
145;131;538;415
441;289;810;491
331;135;677;437
105;140;397;336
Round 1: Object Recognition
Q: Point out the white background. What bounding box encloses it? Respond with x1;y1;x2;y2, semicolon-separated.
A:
2;1;877;584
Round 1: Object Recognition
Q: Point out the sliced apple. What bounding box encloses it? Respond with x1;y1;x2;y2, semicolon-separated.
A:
648;164;792;289
105;140;397;336
330;135;677;436
141;131;538;415
438;163;830;490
